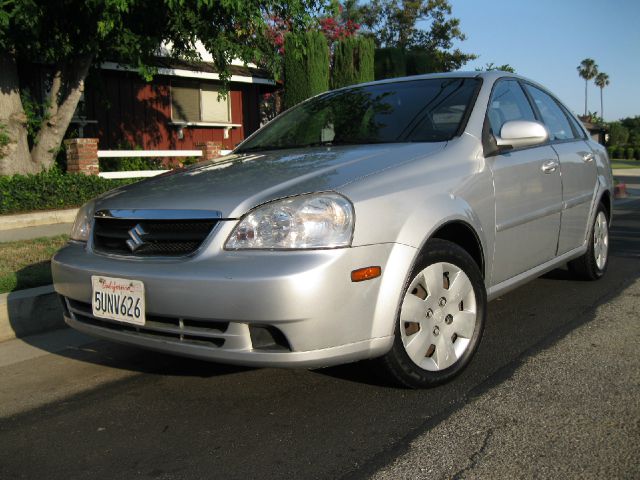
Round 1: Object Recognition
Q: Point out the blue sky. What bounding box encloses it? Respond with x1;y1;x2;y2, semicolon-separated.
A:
443;0;640;121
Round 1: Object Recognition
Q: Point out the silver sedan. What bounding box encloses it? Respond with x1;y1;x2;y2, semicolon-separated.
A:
52;71;612;388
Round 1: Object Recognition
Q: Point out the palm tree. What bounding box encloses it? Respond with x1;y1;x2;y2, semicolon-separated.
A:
594;72;610;120
577;58;598;116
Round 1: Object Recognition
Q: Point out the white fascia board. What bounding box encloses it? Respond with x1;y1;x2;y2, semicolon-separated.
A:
100;62;275;85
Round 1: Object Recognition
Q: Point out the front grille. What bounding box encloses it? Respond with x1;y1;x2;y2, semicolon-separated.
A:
93;217;218;257
65;298;229;348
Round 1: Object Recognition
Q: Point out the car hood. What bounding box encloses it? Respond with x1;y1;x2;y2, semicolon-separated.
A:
95;143;445;218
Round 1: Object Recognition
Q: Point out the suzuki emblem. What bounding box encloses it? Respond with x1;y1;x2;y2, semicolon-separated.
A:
126;224;147;252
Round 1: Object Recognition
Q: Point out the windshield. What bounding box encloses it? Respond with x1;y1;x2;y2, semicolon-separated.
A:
237;78;480;153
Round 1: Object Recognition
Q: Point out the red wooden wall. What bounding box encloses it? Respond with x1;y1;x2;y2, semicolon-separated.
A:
83;70;265;152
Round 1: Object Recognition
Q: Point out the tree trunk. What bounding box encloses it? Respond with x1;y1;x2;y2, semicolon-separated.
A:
584;79;588;117
30;55;93;170
0;54;35;175
600;87;604;120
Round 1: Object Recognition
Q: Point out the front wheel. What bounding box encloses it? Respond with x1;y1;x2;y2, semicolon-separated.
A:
380;239;486;388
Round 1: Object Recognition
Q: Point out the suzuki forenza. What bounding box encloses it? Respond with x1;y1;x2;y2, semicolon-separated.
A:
53;71;612;388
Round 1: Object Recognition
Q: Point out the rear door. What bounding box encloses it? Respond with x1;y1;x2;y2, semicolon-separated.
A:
487;80;563;285
523;84;598;255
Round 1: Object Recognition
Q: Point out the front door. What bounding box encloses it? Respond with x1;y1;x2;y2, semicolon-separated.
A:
489;146;563;284
486;79;562;285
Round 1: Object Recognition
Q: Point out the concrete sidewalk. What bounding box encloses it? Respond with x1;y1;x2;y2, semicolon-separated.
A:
0;209;76;242
372;278;640;480
612;167;640;177
0;222;72;242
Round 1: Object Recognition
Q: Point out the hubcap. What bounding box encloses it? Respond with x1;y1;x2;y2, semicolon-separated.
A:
399;262;477;372
593;211;609;271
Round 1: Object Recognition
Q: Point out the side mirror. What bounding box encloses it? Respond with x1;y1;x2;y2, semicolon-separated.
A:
495;120;549;149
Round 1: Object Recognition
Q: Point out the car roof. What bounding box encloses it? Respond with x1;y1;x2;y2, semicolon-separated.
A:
355;70;521;87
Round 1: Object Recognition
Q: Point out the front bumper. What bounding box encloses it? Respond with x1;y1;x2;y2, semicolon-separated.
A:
52;242;416;368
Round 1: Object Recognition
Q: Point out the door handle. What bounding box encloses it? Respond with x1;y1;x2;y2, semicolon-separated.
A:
541;160;558;174
582;152;595;163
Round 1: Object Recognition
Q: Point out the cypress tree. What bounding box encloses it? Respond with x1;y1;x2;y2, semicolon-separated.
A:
333;36;375;89
284;32;308;109
284;31;329;109
332;37;358;89
356;37;375;84
305;30;330;99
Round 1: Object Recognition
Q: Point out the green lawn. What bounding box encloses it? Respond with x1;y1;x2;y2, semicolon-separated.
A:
0;235;68;294
611;158;640;170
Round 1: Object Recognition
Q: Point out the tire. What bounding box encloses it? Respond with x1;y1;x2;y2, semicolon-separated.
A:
379;239;487;388
568;203;609;280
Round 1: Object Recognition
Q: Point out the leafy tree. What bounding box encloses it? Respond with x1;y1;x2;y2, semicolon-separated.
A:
0;0;318;175
594;72;610;120
608;122;628;146
576;58;598;117
475;62;516;73
360;0;476;71
617;116;640;145
319;1;360;42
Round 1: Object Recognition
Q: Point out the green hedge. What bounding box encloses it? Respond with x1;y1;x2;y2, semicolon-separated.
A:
374;47;406;80
406;50;437;76
0;170;138;215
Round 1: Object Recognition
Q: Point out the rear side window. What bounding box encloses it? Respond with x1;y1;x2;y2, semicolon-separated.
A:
566;111;587;139
487;80;536;136
524;85;577;141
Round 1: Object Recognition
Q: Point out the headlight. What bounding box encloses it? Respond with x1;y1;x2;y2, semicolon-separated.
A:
70;200;95;242
225;193;354;250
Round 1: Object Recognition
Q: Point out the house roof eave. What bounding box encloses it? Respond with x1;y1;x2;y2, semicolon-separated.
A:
100;61;276;86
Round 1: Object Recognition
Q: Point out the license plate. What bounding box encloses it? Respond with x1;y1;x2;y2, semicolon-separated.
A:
91;276;145;326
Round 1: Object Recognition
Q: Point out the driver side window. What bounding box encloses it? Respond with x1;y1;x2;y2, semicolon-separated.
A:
488;80;536;137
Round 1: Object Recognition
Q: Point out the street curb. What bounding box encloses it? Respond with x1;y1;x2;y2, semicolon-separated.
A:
0;285;65;342
0;208;78;231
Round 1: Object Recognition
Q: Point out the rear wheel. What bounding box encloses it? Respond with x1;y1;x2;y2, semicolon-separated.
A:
568;203;609;280
380;239;486;388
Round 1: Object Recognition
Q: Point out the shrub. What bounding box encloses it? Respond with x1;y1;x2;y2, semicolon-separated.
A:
284;31;329;109
374;48;406;80
626;147;635;160
99;156;164;172
0;169;138;215
0;123;10;159
635;147;640;161
607;146;617;159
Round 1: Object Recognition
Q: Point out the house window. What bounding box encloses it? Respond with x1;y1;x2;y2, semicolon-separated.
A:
171;81;231;123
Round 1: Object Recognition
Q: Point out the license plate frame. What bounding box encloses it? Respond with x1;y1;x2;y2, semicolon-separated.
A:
91;275;146;326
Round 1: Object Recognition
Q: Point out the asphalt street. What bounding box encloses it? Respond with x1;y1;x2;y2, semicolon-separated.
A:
0;192;638;480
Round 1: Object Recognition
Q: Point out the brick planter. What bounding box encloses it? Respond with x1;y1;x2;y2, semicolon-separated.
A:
201;141;223;161
64;138;99;175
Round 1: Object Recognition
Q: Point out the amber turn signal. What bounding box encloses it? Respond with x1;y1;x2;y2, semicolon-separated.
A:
351;266;382;282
